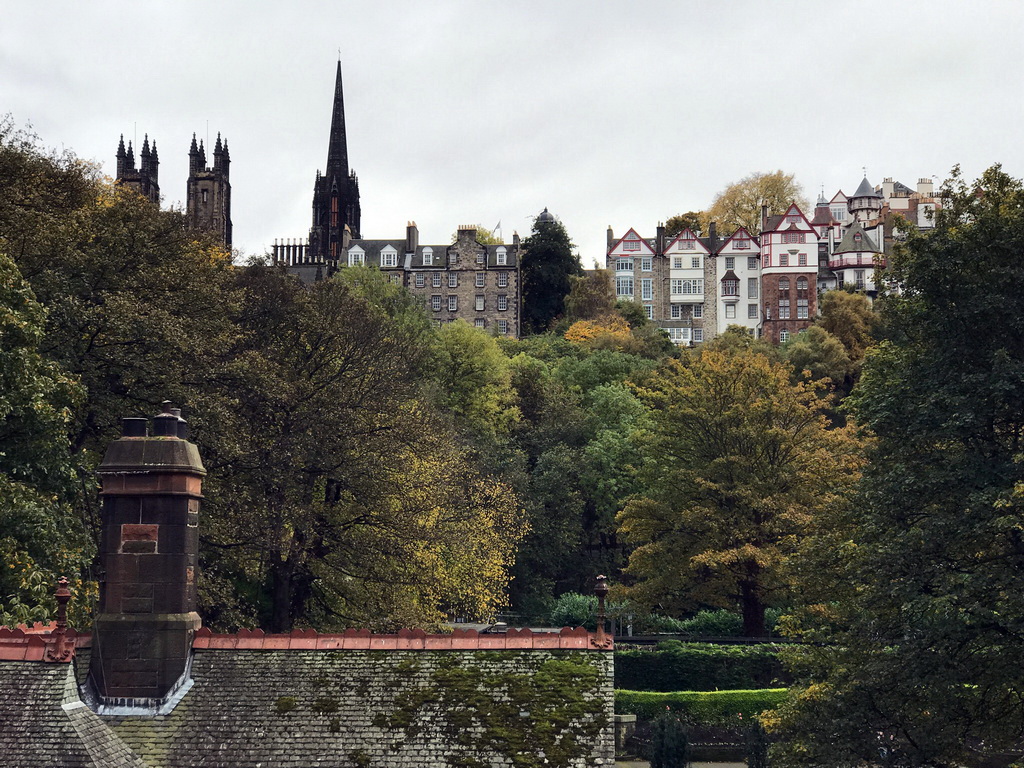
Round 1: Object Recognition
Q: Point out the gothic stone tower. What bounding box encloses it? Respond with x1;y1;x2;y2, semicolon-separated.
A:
309;61;361;263
88;405;205;712
115;133;160;204
186;132;233;247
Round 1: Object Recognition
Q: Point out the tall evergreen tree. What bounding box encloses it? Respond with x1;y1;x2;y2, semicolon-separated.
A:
520;209;583;334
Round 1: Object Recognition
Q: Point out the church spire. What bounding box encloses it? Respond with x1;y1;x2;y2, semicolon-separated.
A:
326;60;349;175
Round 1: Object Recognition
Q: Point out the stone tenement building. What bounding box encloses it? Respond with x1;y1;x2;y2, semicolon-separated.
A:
114;131;233;247
271;64;524;337
346;223;521;336
609;174;939;344
0;407;615;766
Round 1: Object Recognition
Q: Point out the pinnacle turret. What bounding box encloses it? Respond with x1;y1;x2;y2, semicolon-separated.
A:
116;135;128;177
326;60;349;174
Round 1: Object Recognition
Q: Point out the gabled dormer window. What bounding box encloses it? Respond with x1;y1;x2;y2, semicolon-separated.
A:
381;247;398;268
348;249;364;267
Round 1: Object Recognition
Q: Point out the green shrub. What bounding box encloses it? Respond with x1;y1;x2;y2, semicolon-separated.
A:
648;608;784;637
676;609;744;636
615;642;788;692
549;592;597;629
615;688;787;725
650;712;689;768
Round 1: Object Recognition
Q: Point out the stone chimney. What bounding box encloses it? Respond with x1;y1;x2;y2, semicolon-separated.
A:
88;403;205;713
406;221;418;254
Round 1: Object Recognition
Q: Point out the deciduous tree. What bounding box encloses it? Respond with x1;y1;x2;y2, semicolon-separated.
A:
563;269;616;323
770;166;1024;766
665;211;706;238
200;269;525;632
0;251;90;625
815;288;878;365
707;171;808;235
618;348;862;636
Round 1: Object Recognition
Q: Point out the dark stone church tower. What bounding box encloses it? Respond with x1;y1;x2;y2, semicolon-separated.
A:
186;132;232;247
115;134;160;204
309;61;361;263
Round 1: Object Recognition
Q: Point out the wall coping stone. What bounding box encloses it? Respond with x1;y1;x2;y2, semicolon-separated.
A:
0;622;611;662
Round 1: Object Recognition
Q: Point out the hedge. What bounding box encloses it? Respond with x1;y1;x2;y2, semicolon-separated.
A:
615;642;788;692
615;688;788;725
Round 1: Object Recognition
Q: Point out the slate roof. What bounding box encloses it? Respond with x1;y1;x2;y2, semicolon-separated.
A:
348;240;519;269
834;222;881;255
810;204;838;226
852;176;882;199
0;661;145;768
1;626;610;768
891;180;914;196
101;648;610;767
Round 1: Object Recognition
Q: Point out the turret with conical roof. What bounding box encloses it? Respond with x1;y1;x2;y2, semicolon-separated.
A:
848;176;883;223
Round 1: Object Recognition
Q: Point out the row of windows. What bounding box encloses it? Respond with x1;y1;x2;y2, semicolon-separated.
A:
473;318;511;333
445;317;511;334
620;276;814;302
664;327;704;343
777;277;809;292
350;250;510;267
429;295;510;312
776;298;810;320
670;303;703;320
617;253;767;269
721;304;761;320
670;278;703;295
622;255;760;271
773;253;808;267
412;272;511;289
616;257;659;271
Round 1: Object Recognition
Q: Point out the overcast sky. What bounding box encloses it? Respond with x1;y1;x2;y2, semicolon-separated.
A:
4;1;1022;266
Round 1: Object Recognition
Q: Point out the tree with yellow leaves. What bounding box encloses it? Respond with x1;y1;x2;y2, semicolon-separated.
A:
618;347;864;636
707;170;808;235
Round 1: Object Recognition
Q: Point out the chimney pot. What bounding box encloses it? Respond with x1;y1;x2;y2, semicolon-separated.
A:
122;417;149;437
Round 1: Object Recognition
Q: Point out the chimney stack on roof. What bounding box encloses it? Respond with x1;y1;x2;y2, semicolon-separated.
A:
88;403;206;714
